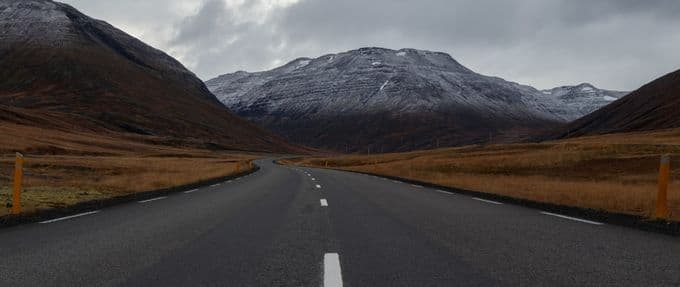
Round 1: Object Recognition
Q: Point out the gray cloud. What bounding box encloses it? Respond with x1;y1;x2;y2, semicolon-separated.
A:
61;0;680;90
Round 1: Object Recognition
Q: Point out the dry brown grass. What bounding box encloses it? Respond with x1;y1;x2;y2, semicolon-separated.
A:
286;128;680;221
0;123;260;217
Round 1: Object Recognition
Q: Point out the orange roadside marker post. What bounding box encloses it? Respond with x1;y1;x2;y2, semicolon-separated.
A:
11;152;24;215
656;154;670;219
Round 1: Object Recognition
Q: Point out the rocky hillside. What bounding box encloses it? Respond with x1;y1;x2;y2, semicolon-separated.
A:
0;0;302;153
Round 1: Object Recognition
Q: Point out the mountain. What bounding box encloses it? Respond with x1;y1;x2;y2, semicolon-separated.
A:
552;69;680;138
0;0;302;153
540;83;627;121
207;47;619;152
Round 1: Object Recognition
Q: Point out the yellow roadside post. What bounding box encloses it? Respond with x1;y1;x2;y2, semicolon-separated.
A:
655;154;670;219
248;161;253;169
11;152;24;215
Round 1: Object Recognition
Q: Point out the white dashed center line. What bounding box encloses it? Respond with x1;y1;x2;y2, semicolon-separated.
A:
39;210;100;224
183;189;199;194
540;212;604;225
312;178;316;181
316;184;322;189
210;183;220;187
138;196;167;203
324;253;343;287
472;197;503;205
320;199;329;206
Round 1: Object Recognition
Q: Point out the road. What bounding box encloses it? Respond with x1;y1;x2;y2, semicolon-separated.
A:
0;159;679;286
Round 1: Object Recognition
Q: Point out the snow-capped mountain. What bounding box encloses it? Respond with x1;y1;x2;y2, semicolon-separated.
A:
206;47;622;152
550;69;680;140
540;83;627;120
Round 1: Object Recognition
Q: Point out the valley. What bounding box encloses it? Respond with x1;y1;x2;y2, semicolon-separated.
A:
1;1;679;286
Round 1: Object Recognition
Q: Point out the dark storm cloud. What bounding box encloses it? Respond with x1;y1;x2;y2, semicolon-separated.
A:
62;0;680;90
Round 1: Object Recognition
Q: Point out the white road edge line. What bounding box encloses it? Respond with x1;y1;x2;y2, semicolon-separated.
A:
210;183;221;187
184;189;199;194
316;184;322;189
411;184;423;188
472;197;503;205
138;196;167;203
320;199;329;206
540;211;604;225
392;180;400;183
39;210;100;224
324;253;343;287
436;189;450;194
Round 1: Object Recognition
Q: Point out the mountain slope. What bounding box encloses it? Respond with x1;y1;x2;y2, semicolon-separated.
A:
208;47;618;152
553;69;680;138
0;0;301;153
540;83;627;120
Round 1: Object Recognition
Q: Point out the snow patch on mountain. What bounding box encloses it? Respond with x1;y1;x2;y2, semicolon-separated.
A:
379;80;389;91
295;60;310;69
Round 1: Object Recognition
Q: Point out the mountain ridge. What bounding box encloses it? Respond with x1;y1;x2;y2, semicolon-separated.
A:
207;47;624;152
550;68;680;139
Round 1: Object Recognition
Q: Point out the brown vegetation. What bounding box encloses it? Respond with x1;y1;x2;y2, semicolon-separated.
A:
0;123;259;217
286;128;680;221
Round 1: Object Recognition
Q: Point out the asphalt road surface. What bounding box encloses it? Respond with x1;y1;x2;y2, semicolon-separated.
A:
1;159;679;286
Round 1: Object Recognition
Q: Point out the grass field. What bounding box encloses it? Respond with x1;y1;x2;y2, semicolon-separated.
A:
0;123;259;217
285;129;680;221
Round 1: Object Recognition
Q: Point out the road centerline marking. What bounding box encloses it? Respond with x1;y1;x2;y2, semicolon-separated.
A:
316;184;322;189
411;184;423;188
39;210;100;224
210;183;221;187
436;189;450;194
138;196;167;203
472;197;503;205
540;211;604;225
320;199;328;206
183;189;199;194
324;253;343;287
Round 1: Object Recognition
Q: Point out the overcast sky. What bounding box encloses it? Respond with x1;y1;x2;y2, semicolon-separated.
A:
61;0;680;90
